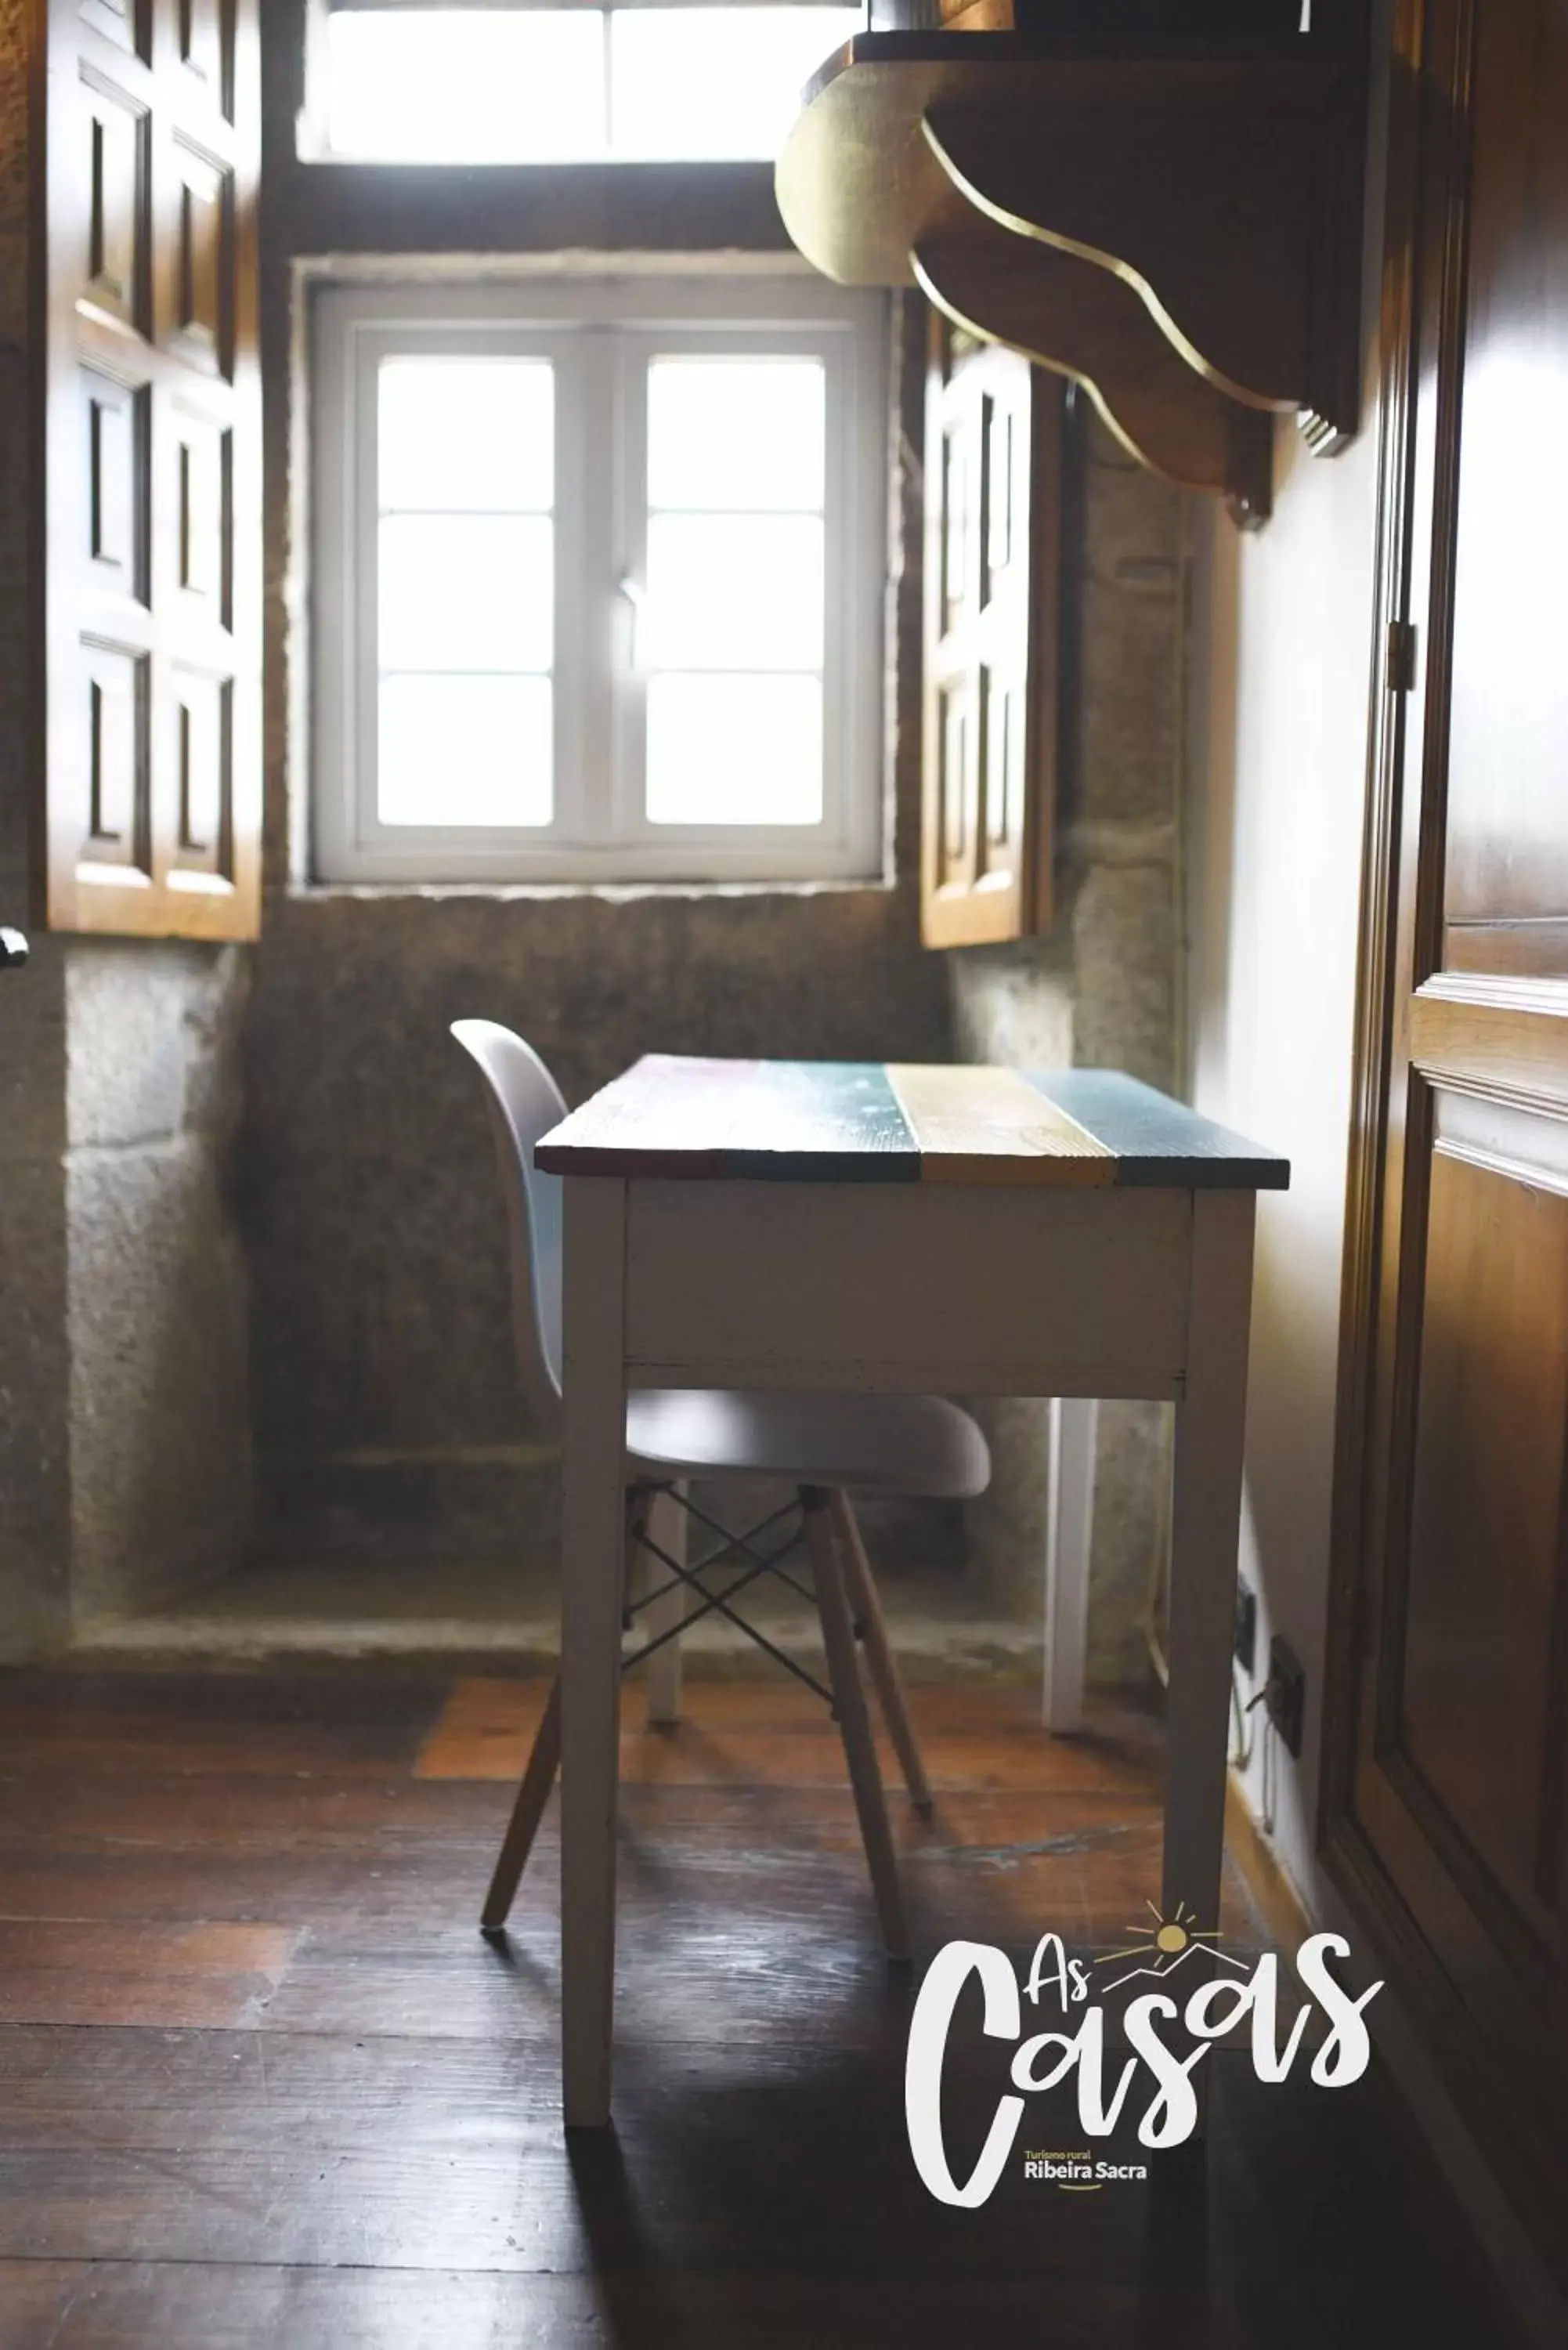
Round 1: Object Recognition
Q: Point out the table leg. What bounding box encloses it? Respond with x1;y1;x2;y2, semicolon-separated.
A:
1163;1192;1256;2016
1043;1396;1098;1733
559;1177;630;2130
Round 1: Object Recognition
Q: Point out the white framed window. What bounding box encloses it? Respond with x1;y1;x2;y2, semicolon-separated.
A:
308;5;865;166
312;276;888;884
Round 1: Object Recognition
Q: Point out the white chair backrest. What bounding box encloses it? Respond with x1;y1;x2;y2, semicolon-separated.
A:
451;1020;567;1416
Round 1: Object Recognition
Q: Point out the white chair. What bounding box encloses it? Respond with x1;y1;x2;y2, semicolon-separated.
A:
452;1020;992;1958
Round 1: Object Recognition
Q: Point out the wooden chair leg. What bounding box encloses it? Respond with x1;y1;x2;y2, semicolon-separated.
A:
803;1486;909;1961
641;1482;686;1727
829;1489;933;1817
480;1491;645;1934
480;1671;562;1933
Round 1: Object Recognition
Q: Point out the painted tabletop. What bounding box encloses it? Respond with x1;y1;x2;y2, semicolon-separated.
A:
535;1059;1289;1189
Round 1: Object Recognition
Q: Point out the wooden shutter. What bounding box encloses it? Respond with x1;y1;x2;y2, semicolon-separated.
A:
40;0;261;940
920;313;1060;950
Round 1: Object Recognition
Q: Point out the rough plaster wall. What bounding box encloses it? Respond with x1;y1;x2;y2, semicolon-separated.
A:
952;412;1187;1685
0;3;253;1648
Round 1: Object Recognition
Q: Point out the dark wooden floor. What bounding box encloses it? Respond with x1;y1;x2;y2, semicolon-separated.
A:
0;1668;1521;2348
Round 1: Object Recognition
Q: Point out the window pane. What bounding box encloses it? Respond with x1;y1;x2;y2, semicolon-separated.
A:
380;359;553;514
378;674;553;827
648;357;825;513
379;514;553;673
609;9;862;161
324;12;607;163
320;7;861;167
646;674;822;826
644;514;822;671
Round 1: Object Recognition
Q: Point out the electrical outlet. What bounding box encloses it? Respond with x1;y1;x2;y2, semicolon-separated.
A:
1266;1636;1306;1759
1234;1579;1257;1675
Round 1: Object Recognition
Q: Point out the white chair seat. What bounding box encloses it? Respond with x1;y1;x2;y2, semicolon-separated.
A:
626;1387;989;1500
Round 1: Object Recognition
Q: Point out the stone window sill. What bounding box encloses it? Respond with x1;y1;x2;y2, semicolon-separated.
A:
280;876;900;907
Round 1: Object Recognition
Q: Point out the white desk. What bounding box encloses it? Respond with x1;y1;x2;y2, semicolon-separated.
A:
534;1058;1288;2127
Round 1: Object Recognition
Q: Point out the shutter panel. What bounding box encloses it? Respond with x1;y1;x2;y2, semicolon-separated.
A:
920;313;1060;949
41;0;261;941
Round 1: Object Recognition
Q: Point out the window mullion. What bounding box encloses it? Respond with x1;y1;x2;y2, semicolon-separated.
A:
611;332;650;854
557;328;609;849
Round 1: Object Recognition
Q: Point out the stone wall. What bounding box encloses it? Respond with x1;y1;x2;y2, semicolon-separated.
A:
249;0;1189;1683
242;883;956;1564
63;943;254;1622
0;2;255;1652
0;933;255;1654
1;0;1193;1675
0;959;71;1656
0;0;68;1656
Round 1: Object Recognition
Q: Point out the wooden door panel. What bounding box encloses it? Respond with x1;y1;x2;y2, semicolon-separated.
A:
1396;1090;1568;1950
1442;0;1568;940
1409;984;1568;1100
42;0;258;940
1328;0;1568;2276
1443;920;1568;980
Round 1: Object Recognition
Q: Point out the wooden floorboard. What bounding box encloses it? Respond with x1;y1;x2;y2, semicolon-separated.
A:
0;2261;1162;2349
417;1672;1165;1794
0;1668;1522;2348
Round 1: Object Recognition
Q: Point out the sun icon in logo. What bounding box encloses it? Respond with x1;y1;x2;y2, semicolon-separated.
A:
1091;1900;1243;1994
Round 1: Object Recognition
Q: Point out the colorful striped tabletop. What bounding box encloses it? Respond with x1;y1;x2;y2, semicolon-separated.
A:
534;1059;1289;1190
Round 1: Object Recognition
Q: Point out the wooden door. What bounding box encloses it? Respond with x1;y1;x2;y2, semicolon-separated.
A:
1327;0;1568;2273
41;0;260;938
921;316;1062;948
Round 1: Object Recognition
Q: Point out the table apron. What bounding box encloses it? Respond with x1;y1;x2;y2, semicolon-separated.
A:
618;1177;1194;1399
